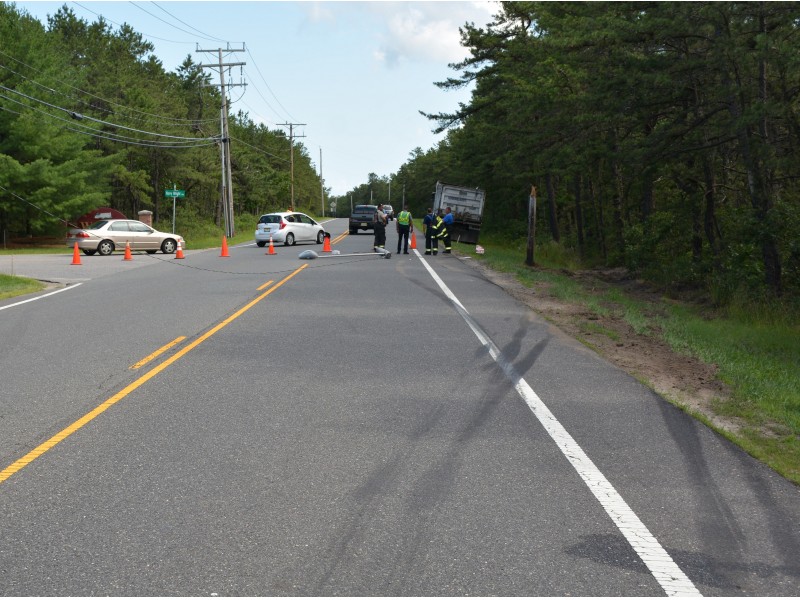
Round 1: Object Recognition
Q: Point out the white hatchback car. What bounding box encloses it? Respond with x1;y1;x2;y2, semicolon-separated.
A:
255;212;326;247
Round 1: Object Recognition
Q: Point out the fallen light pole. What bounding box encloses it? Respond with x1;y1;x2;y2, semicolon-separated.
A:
298;248;392;260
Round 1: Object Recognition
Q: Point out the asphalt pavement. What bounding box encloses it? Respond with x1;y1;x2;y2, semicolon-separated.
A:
1;222;798;596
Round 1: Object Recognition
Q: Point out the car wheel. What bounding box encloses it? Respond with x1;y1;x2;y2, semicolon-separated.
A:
316;231;325;244
285;232;295;246
161;239;177;254
256;241;266;247
98;240;114;256
82;249;96;256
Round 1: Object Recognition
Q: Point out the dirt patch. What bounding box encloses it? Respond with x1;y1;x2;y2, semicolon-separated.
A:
467;259;743;435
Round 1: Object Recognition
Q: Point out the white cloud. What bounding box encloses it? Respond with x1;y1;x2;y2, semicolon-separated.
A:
298;2;497;67
368;2;497;67
305;1;337;23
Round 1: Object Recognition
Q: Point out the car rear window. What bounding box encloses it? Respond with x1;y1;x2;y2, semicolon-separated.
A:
259;215;282;224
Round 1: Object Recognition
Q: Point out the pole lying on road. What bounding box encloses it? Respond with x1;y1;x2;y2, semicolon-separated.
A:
298;249;392;260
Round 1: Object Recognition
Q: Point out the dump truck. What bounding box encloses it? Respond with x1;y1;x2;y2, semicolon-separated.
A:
431;181;486;244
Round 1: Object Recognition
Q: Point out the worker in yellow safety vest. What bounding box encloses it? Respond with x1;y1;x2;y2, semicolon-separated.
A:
396;205;413;254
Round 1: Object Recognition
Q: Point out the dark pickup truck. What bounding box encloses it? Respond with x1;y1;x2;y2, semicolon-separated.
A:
349;204;378;234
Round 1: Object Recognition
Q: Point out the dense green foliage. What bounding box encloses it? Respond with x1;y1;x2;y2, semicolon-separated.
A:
332;2;800;305
5;2;800;305
0;3;324;241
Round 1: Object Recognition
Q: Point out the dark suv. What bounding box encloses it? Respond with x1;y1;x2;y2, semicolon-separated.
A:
349;204;378;234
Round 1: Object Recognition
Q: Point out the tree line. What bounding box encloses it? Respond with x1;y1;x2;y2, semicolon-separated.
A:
0;3;323;240
337;2;800;303
3;2;799;303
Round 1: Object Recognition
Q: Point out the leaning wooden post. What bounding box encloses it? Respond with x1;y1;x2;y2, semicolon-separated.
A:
526;185;537;267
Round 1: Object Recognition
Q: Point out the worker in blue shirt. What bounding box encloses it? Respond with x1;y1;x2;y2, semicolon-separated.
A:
439;206;454;253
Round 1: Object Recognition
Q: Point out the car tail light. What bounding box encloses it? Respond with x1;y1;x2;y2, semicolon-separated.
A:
75;232;90;238
279;220;287;230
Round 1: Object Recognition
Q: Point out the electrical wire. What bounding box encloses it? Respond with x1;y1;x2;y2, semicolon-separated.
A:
0;49;219;126
229;136;289;163
73;1;194;46
0;92;218;148
147;1;229;44
244;48;297;123
0;84;217;142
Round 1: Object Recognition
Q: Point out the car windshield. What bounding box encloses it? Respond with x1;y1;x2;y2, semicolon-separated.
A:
88;220;109;229
353;206;376;213
259;215;282;224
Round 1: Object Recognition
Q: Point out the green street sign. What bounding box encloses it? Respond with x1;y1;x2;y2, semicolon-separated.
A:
165;189;186;198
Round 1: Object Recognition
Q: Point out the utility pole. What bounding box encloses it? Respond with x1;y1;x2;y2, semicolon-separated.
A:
319;147;324;217
279;122;306;211
197;43;245;238
526;185;537;267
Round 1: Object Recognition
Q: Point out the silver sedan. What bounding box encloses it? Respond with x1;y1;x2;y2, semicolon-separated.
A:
66;219;184;256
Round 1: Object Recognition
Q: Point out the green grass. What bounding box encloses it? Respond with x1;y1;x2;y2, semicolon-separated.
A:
461;233;800;484
0;246;71;255
578;320;621;342
0;273;45;300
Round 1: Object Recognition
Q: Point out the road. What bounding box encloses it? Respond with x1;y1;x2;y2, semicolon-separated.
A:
1;221;798;596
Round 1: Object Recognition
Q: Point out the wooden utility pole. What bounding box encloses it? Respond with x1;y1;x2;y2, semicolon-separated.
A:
197;44;245;238
279;123;306;211
319;147;324;217
526;185;537;266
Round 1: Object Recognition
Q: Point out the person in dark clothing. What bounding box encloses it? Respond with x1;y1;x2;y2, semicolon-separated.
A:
374;203;387;251
439;206;453;253
422;207;438;255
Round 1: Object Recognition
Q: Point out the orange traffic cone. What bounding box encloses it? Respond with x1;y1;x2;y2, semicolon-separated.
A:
123;241;133;261
266;235;276;255
175;240;185;259
409;230;417;250
322;233;332;253
71;242;81;265
221;236;230;257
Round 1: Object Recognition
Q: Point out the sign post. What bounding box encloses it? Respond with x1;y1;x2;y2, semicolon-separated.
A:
526;186;537;267
164;186;186;233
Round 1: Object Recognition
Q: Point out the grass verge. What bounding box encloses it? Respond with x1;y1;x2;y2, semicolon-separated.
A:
0;274;45;300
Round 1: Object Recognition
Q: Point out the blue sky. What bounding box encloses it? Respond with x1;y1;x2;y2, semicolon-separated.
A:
13;1;499;196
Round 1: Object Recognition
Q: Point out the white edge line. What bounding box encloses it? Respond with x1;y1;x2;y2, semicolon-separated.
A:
416;250;701;597
0;283;83;311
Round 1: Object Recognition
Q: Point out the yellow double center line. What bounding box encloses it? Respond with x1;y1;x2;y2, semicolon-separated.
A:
0;265;307;485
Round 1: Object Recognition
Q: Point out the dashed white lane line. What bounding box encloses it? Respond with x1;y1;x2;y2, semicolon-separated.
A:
416;250;701;597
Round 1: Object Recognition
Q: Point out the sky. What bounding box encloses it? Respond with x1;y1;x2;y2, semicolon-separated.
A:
12;1;499;197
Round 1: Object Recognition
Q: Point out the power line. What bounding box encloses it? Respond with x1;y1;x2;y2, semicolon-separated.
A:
147;1;228;43
245;48;297;123
229;136;289;163
0;50;218;126
72;1;194;46
0;84;217;142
